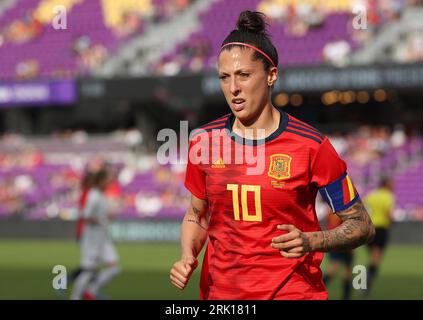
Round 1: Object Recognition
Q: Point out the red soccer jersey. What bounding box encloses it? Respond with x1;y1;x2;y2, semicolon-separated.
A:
185;109;355;300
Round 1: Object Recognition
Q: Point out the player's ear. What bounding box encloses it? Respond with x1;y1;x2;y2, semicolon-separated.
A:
267;66;278;87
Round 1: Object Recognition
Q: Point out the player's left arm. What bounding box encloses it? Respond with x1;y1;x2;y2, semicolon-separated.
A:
312;198;375;252
272;137;376;258
271;198;375;258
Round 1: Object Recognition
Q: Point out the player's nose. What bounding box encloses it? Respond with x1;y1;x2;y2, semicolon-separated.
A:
230;77;241;96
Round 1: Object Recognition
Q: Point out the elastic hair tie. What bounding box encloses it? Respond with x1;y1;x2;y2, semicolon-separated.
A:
220;42;276;67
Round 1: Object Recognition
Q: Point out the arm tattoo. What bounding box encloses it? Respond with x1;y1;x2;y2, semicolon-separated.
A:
186;218;207;230
313;200;375;252
185;205;207;230
300;232;311;252
192;206;201;215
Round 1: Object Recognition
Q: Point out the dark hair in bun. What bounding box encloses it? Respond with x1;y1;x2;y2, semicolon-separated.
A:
221;10;278;70
236;10;267;35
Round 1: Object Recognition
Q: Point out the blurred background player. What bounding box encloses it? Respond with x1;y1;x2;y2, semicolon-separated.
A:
364;176;396;296
322;211;354;300
66;170;96;286
71;169;121;300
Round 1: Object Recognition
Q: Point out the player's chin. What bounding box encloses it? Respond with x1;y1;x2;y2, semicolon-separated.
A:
230;106;251;121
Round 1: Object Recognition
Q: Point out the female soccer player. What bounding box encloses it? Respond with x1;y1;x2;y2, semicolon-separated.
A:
71;169;120;300
170;10;375;300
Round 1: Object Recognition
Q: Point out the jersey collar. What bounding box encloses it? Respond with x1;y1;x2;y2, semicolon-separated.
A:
225;108;288;146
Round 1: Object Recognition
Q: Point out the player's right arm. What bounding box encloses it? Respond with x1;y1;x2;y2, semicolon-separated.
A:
170;194;208;290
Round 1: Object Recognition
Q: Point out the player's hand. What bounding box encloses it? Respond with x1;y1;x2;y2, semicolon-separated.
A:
170;256;198;290
271;224;311;258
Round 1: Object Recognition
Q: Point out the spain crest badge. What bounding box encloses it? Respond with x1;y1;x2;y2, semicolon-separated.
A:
267;154;292;180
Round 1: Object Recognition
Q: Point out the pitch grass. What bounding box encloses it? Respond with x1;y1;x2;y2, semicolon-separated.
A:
0;240;422;300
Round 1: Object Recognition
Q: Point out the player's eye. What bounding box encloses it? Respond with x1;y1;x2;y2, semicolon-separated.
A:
239;72;250;78
219;75;228;80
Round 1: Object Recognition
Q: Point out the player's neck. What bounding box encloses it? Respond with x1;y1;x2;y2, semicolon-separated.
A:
233;104;280;140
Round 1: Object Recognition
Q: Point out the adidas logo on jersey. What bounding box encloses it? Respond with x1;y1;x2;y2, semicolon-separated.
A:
211;158;226;169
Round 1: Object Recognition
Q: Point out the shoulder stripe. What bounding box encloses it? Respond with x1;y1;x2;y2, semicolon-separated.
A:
201;122;227;131
287;123;325;140
209;114;231;124
288;118;318;131
197;114;230;130
285;129;323;144
201;119;227;129
190;126;226;139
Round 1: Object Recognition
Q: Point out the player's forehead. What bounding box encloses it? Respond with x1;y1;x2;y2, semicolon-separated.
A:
218;47;260;73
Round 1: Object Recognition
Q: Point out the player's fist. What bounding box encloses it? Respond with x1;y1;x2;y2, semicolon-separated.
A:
271;224;311;258
170;256;198;290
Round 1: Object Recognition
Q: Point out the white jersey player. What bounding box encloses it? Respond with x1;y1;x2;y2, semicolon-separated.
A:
71;169;120;300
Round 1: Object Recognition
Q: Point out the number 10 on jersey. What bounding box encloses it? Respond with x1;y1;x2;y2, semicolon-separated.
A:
227;184;262;222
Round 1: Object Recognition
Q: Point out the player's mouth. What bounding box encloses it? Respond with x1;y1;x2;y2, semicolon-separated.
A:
231;98;246;111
